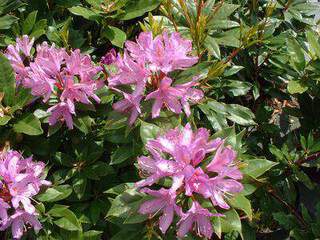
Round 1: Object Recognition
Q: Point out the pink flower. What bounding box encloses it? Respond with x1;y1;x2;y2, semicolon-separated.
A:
16;35;34;57
126;31;198;73
101;49;117;65
0;210;41;239
146;124;222;166
5;45;28;85
35;42;65;77
139;188;180;234
0;150;49;239
148;32;198;73
207;144;243;179
26;62;55;102
125;31;153;63
112;90;143;125
136;124;243;237
0;198;9;226
176;77;204;117
6;38;103;130
177;201;221;239
47;100;76;129
108;51;148;91
60;77;100;105
109;31;201;123
135;156;181;188
146;77;183;118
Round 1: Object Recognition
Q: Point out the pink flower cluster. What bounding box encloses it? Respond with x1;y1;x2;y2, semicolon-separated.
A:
136;124;243;238
0;150;50;239
5;35;102;129
105;32;203;124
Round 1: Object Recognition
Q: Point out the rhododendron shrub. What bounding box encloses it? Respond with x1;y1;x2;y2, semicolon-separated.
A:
1;0;319;239
136;124;243;238
5;36;102;129
0;150;49;239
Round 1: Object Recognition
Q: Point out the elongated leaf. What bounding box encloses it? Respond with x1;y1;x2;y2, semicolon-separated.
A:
140;121;160;144
221;209;242;235
103;26;127;48
110;146;134;165
229;194;253;220
37;185;73;202
306;30;320;59
13;113;43;136
68;6;100;20
22;10;37;34
120;0;162;20
0;53;15;106
0;15;18;29
204;35;220;59
242;158;277;178
53;209;82;231
287;38;305;71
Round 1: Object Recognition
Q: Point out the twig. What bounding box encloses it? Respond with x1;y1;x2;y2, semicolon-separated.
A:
267;186;308;228
296;152;320;165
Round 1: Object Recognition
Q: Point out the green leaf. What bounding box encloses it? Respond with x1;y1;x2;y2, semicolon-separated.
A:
103;26;127;48
105;183;135;195
204;36;220;59
107;188;144;220
306;30;320;59
287;80;308;94
72;174;87;199
211;3;239;20
0;15;18;29
229;194;253;220
123;212;148;224
225;104;256;126
53;208;82;231
53;152;74;167
140;121;160;144
287;38;305;71
22;10;37;34
68;6;100;21
0;53;16;106
12;88;32;112
242;158;277;178
37;185;73;202
224;66;244;76
120;0;162;20
83;230;103;240
13;113;43;136
48;204;70;217
0;115;11;126
73;116;94;134
209;20;240;29
224;80;252;97
30;19;47;39
83;161;114;180
221;209;242;235
199;104;228;131
110;146;134;165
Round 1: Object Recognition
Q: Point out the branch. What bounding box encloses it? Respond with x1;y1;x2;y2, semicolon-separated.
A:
267;186;308;228
296;152;320;165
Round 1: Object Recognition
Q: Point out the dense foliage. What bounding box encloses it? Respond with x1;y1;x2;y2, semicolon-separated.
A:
0;0;320;239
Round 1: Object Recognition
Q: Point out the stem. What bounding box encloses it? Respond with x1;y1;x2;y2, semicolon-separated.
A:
296;152;320;165
267;185;308;228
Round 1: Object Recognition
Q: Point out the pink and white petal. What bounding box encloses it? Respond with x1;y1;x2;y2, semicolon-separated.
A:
151;99;163;118
11;219;24;239
177;216;193;238
159;206;174;234
139;199;164;215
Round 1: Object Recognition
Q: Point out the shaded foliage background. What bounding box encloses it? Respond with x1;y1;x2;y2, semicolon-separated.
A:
1;0;320;239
